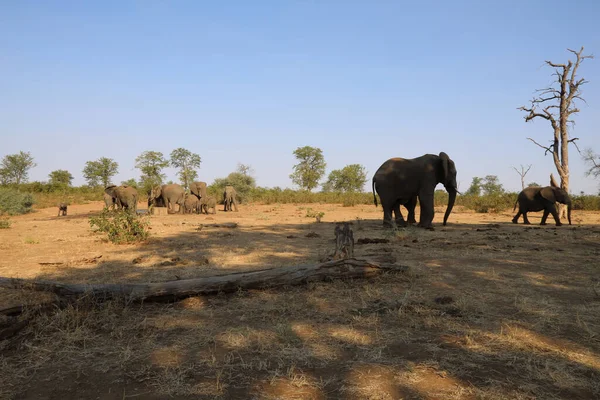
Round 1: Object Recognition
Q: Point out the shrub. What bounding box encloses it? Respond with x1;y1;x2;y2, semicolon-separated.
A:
0;219;11;229
89;209;150;244
459;193;516;213
571;194;600;211
0;188;35;215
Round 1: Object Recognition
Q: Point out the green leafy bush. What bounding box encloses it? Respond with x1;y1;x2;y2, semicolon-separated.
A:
89;209;150;244
459;193;516;213
0;188;35;215
571;194;600;211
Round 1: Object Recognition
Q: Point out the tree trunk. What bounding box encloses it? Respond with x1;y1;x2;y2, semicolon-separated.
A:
0;258;408;303
551;173;569;220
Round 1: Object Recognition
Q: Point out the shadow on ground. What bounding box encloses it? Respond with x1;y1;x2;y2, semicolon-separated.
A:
2;212;600;399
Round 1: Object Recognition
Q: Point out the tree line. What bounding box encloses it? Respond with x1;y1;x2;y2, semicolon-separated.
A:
0;146;368;195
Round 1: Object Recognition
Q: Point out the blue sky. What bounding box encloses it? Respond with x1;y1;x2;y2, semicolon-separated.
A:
2;1;599;193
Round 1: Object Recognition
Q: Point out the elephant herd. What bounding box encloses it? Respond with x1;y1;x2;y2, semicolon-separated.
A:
102;182;239;215
372;152;572;230
97;152;572;229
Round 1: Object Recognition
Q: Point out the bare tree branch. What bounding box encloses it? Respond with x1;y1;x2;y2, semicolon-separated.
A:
527;138;553;155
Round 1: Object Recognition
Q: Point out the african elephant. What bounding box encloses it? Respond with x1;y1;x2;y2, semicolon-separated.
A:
103;192;117;211
149;184;185;214
200;195;217;214
57;203;68;216
190;181;208;201
512;186;572;226
223;185;238;212
372;152;458;230
104;185;138;213
183;194;200;214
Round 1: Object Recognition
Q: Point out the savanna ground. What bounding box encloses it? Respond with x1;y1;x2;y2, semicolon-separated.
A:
1;201;600;399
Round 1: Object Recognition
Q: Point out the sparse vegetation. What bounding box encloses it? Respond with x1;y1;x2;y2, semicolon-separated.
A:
0;218;11;228
89;209;150;244
0;188;35;215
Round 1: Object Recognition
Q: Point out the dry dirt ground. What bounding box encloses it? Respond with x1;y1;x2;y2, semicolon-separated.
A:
1;202;600;399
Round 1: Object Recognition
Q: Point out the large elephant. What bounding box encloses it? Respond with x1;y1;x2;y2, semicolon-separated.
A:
372;152;458;229
223;185;238;212
149;184;185;214
104;185;138;213
512;186;572;226
190;181;208;201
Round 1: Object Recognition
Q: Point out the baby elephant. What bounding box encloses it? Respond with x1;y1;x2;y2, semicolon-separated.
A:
512;186;572;226
58;203;68;216
200;195;217;215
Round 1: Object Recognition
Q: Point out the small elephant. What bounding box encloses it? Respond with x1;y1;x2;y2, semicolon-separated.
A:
103;192;117;211
183;194;200;214
149;184;185;214
372;152;458;229
58;203;68;216
200;195;217;214
223;185;238;212
105;185;138;213
512;186;572;226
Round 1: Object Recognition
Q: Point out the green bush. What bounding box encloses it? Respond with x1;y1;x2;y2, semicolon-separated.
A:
571;194;600;211
89;209;150;244
0;219;11;229
458;193;516;213
0;188;35;215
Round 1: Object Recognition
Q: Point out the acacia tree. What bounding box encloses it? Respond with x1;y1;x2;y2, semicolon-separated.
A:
82;157;119;187
322;164;367;192
289;146;326;191
0;151;37;185
135;151;169;194
48;170;74;187
512;164;532;190
170;148;201;190
519;46;593;217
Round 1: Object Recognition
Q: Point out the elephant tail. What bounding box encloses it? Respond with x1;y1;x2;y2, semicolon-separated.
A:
513;198;518;212
372;178;378;207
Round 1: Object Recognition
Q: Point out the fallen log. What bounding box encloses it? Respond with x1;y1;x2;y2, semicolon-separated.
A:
0;258;409;302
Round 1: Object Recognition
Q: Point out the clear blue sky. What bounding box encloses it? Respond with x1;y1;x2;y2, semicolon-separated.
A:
2;1;599;193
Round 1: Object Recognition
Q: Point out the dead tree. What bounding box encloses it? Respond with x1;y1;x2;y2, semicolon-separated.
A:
519;46;593;218
333;222;354;260
512;164;532;190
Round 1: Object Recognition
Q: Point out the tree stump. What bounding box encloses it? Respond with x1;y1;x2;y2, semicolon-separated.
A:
151;207;168;216
333;222;354;260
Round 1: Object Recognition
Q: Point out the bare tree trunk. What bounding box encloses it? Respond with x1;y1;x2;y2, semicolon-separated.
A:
550;174;568;219
0;258;409;302
520;47;593;220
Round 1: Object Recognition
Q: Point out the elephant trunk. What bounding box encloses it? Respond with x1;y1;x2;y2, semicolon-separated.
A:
567;201;572;225
443;189;457;226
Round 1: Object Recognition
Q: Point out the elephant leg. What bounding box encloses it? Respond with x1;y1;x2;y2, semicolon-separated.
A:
512;211;522;224
540;210;549;225
522;212;531;225
392;201;407;227
232;198;238;212
381;199;396;228
406;197;417;224
417;189;435;230
547;205;562;226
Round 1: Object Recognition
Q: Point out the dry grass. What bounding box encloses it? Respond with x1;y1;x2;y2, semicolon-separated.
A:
1;202;600;399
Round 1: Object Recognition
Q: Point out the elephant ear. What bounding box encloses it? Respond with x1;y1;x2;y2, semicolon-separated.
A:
105;185;117;195
439;152;450;182
539;187;557;203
